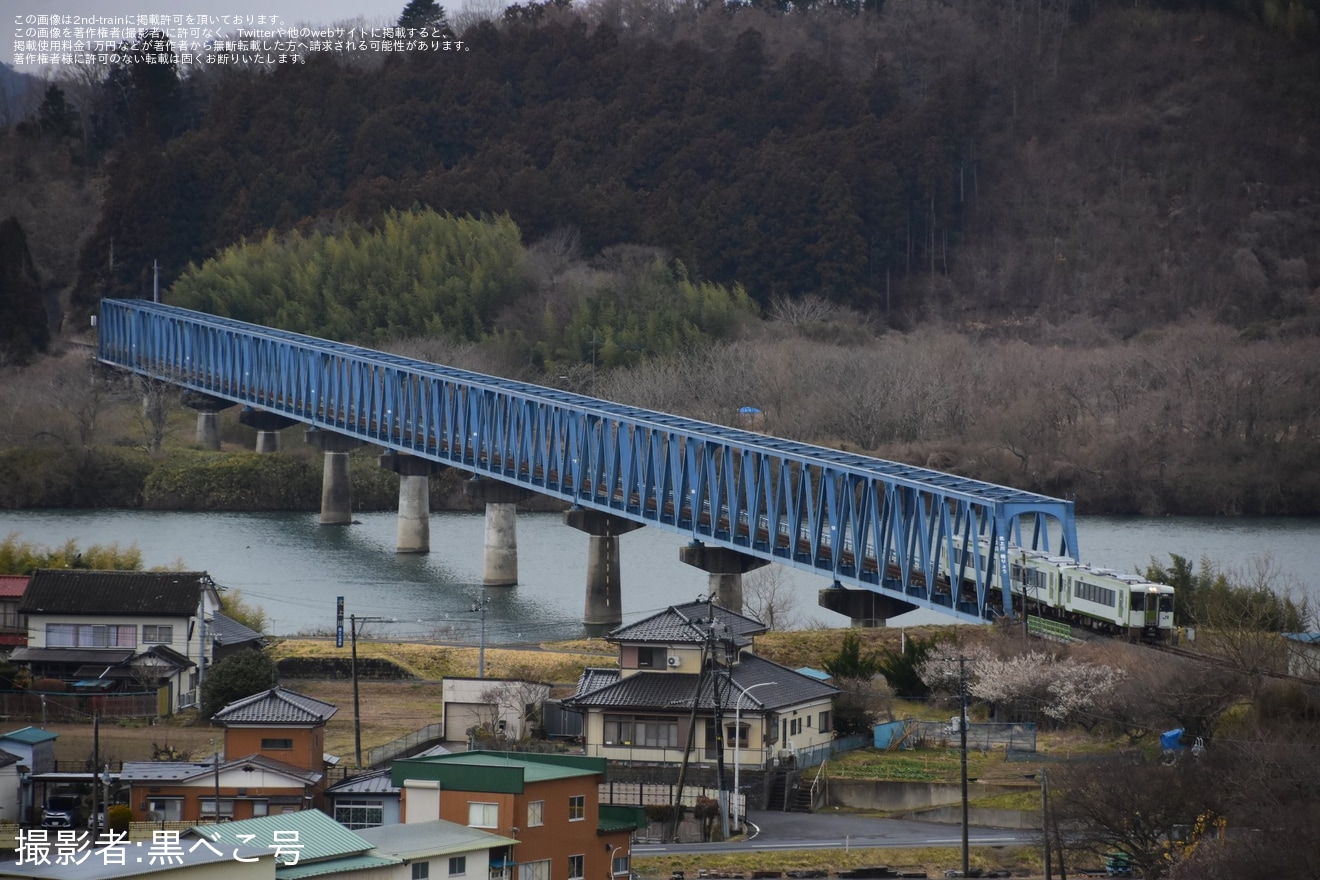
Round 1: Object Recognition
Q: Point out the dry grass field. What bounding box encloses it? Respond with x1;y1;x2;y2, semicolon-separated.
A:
43;638;614;769
44;679;448;769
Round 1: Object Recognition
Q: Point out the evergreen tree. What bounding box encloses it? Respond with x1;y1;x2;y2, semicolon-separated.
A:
397;0;449;30
0;217;51;365
201;650;278;718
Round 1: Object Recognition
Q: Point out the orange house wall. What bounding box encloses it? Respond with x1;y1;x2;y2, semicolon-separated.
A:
223;726;323;771
434;775;627;880
128;783;307;823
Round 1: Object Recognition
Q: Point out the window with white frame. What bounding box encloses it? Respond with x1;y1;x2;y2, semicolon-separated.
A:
141;624;173;644
334;800;384;829
199;799;235;820
612;854;631;876
604;714;678;748
412;862;430;880
46;623;137;648
448;856;466;876
568;795;584;821
147;799;183;821
468;802;499;828
519;860;550;880
527;800;544;827
568;854;584;880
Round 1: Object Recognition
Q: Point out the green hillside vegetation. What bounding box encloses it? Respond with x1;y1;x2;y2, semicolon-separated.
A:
170;209;760;370
1;0;1318;517
0;534;143;573
171;211;528;344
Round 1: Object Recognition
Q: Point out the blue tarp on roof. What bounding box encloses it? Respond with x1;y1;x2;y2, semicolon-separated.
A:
1160;729;1184;750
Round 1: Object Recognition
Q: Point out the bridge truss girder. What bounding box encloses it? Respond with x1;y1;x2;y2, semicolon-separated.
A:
97;300;1079;625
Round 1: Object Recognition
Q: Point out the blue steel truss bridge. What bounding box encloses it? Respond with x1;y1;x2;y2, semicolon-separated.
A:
95;299;1079;626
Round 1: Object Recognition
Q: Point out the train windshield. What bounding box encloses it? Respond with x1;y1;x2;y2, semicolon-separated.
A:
1159;594;1174;613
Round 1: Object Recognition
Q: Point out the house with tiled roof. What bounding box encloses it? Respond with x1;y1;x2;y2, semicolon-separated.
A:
11;569;222;713
122;753;324;824
562;600;838;770
211;610;268;662
390;751;643;880
213;687;337;785
0;573;29;651
120;686;337;823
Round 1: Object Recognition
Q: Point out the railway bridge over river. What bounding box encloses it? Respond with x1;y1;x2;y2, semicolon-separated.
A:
95;299;1080;627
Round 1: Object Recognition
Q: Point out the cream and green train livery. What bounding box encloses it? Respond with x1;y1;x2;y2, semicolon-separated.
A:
948;538;1176;641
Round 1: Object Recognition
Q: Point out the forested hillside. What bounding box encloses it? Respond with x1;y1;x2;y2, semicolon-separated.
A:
26;0;1313;333
1;0;1318;514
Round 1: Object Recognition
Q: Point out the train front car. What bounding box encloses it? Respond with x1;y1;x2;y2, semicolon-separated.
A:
1122;581;1176;642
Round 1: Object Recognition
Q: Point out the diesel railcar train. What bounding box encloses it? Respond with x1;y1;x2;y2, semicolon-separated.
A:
947;538;1176;641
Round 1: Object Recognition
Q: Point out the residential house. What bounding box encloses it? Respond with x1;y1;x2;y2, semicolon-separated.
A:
2;839;277;879
11;570;222;713
562;600;839;768
0;747;20;827
325;746;451;830
441;678;552;745
359;819;521;880
0;574;29;652
121;753;324;824
390;751;645;880
1283;632;1320;678
122;687;336;823
211;611;268;663
0;726;58;824
187;808;400;877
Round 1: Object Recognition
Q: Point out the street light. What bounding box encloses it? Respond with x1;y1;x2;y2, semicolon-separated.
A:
605;842;626;879
730;679;776;833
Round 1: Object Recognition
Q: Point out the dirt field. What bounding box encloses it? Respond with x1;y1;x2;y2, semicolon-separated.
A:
43;679;447;770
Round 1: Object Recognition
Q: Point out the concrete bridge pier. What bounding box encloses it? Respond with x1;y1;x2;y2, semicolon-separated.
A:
564;509;645;626
817;583;919;627
238;407;300;453
678;543;769;614
180;391;236;451
305;429;366;525
463;478;533;586
380;453;445;553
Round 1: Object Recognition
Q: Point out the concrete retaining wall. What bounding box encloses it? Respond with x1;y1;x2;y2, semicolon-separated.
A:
826;779;1021;811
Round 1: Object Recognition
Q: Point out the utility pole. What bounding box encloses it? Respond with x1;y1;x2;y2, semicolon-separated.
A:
959;655;969;879
91;714;100;836
213;745;221;823
669;633;710;844
1041;768;1052;880
348;612;388;767
710;621;732;841
471;596;490;678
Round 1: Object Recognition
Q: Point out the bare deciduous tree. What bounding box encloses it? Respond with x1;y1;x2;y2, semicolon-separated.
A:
741;565;799;632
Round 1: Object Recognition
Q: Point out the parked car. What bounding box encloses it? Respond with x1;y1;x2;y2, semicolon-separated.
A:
41;794;82;829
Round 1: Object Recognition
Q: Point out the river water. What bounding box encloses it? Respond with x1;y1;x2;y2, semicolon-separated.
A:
0;510;1316;641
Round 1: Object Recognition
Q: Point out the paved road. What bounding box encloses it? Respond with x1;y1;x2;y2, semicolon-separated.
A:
632;810;1036;858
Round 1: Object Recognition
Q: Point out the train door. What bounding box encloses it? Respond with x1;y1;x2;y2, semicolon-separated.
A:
1144;588;1159;630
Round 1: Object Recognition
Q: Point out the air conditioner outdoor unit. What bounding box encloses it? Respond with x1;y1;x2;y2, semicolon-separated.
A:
666;655;681;668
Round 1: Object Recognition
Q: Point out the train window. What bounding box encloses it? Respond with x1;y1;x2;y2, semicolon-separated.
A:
1160;594;1174;613
1130;592;1145;611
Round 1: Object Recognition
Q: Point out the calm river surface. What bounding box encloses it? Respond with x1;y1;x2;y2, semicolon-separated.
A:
0;510;1316;641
